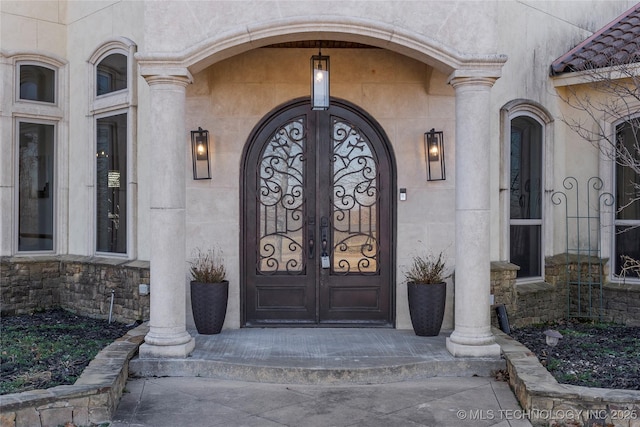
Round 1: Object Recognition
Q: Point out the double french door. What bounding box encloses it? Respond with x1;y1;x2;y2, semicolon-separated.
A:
242;99;394;326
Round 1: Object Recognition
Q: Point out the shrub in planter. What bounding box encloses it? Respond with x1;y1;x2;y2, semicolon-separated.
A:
405;251;450;336
189;248;228;335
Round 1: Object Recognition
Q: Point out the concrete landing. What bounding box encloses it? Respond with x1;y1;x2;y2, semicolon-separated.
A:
128;328;505;384
112;376;532;427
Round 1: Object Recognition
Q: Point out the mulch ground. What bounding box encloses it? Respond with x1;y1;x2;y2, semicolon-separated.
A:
2;310;639;394
1;309;134;395
510;319;640;390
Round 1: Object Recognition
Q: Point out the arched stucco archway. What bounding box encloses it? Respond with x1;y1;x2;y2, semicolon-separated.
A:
137;16;507;359
137;15;506;80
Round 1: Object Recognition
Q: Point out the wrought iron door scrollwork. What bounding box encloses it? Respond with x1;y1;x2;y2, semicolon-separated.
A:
331;118;379;275
258;117;306;275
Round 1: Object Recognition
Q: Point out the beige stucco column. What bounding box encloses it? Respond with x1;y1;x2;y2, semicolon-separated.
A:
446;73;501;358
138;68;195;358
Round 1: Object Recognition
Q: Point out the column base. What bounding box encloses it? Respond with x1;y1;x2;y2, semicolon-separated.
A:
139;335;195;359
139;339;195;358
446;333;501;358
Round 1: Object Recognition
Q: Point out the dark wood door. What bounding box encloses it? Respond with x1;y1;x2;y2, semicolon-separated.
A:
242;99;394;326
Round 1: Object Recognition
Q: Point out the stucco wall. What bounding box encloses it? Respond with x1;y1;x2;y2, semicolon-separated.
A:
142;1;500;55
185;47;455;330
490;0;636;263
1;0;637;332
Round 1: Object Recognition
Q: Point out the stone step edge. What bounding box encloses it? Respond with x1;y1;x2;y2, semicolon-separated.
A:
128;356;505;385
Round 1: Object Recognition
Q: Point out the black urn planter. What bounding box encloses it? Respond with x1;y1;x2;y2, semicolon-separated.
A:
190;280;229;335
407;281;446;336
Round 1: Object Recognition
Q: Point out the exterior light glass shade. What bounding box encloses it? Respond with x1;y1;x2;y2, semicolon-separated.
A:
191;127;211;180
311;52;330;110
425;128;445;181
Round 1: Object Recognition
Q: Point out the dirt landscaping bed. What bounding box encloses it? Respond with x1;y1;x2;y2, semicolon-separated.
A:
1;309;135;395
510;319;640;390
3;310;639;396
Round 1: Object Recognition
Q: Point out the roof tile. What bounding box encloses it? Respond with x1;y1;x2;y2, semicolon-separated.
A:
551;3;640;75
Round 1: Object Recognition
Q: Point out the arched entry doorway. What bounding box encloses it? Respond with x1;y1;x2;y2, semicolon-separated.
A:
241;98;395;327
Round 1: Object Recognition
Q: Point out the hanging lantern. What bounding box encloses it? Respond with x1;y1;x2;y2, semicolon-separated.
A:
310;49;330;110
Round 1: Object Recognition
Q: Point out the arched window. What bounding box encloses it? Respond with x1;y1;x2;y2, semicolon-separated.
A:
10;53;67;254
501;100;554;281
96;53;127;96
89;38;137;256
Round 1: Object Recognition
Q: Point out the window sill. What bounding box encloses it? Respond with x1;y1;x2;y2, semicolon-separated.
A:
515;281;553;295
604;280;640;290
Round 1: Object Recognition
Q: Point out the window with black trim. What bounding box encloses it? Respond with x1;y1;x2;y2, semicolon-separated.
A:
613;119;640;279
19;64;55;103
18;121;55;251
96;114;127;253
510;116;543;278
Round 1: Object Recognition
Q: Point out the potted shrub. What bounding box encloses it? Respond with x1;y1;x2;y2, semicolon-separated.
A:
189;248;228;335
405;251;450;336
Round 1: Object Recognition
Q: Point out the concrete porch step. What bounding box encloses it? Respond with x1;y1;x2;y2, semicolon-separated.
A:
128;328;505;384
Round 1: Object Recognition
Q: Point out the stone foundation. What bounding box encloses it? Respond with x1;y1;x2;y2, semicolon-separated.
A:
2;254;636;328
1;256;150;324
602;282;640;326
491;255;640;328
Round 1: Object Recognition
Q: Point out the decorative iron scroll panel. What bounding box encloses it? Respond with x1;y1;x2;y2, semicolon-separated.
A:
258;117;305;275
243;99;393;327
551;177;614;320
331;118;379;275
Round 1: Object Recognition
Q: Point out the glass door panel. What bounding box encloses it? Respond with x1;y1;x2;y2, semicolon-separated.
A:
331;118;378;275
258;117;306;274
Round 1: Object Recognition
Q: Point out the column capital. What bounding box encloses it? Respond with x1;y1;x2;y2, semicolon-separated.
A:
141;66;193;87
447;69;501;89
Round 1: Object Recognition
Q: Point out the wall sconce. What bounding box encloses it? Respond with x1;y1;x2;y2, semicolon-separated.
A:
191;127;211;180
425;128;445;181
310;48;330;110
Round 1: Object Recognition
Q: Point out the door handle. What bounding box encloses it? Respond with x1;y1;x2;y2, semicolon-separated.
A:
320;217;329;255
308;217;315;259
309;234;315;259
320;217;330;269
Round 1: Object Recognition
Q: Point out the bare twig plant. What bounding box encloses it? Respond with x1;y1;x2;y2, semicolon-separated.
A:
189;248;226;283
558;62;639;183
556;57;640;273
620;255;640;279
405;252;451;284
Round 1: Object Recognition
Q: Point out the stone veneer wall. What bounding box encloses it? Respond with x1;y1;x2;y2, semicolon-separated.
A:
1;256;150;324
2;254;636;327
490;261;519;328
491;255;640;328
